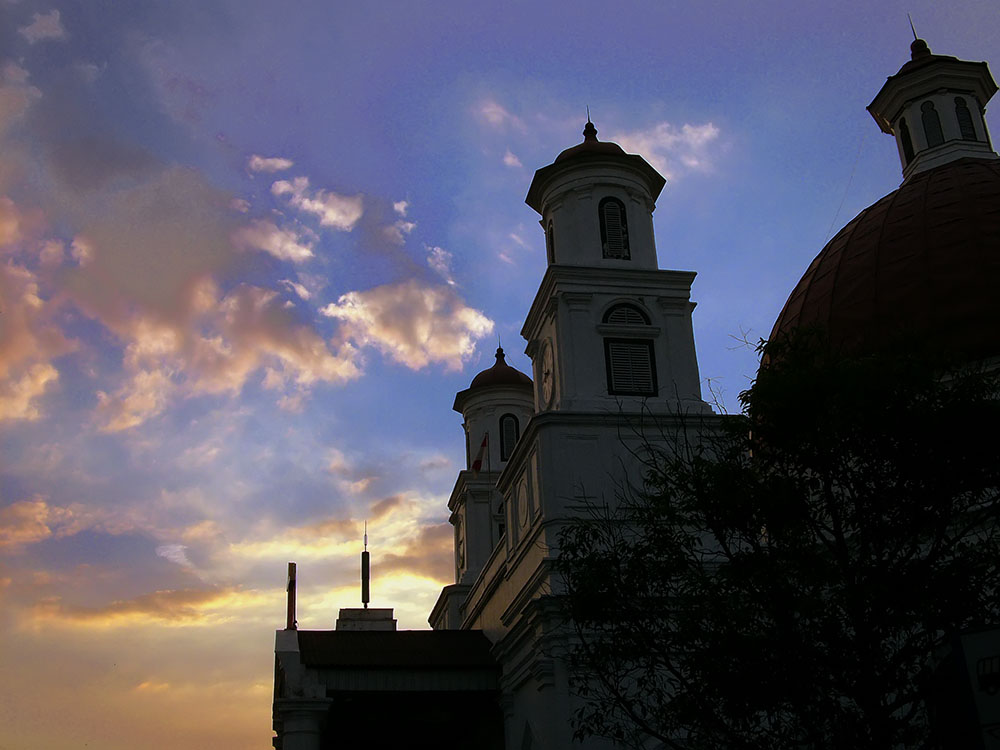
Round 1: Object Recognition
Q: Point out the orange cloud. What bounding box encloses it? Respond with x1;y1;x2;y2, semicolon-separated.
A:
0;62;41;139
0;499;53;549
0;498;144;552
377;522;453;582
0;264;74;421
290;518;359;540
90;280;361;431
29;586;274;627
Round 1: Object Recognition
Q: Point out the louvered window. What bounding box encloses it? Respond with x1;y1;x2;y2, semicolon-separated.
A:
605;339;657;396
599;197;630;259
603;303;650;326
955;97;977;140
499;414;519;461
921;101;944;148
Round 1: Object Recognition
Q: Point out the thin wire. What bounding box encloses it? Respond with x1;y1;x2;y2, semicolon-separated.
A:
825;130;868;243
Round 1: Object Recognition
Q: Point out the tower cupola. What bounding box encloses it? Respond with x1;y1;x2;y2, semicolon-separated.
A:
453;347;534;473
447;347;534;588
868;38;998;181
526;121;666;270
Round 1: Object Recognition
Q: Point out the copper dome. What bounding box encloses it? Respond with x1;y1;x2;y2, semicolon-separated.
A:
469;347;532;389
771;157;1000;360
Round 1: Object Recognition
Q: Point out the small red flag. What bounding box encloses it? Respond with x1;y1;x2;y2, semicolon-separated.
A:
471;432;489;474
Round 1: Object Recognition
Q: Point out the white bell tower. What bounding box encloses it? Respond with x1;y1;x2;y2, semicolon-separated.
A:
523;121;709;414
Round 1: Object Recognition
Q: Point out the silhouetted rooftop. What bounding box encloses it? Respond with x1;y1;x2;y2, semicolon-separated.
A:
297;629;498;669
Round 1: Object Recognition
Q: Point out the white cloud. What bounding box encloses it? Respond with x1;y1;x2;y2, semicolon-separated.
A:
610;121;721;180
321;279;493;371
425;245;455;286
156;544;192;567
279;278;311;300
381;219;416;246
247;155;294;173
271;177;363;231
503;149;523;168
477;99;525;131
392;200;409;217
18;10;67;44
232;219;314;263
508;232;528;249
74;62;102;84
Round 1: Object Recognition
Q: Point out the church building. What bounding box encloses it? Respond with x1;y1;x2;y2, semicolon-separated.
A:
272;38;999;750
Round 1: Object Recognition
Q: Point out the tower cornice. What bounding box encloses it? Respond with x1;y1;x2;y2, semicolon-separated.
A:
520;264;697;344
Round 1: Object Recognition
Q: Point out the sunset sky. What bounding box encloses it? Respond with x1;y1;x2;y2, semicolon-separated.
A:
1;1;997;748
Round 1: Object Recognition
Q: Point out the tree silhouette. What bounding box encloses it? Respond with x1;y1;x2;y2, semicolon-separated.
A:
558;332;1000;750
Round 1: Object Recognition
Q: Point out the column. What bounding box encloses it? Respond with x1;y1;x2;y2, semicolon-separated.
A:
274;698;332;750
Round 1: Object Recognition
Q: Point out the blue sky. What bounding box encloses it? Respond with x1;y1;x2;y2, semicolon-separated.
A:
1;1;997;747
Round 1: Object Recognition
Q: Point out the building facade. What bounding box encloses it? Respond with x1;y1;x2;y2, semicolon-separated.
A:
273;39;999;750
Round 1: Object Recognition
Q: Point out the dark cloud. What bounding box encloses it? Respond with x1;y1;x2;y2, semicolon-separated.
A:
291;517;359;540
369;494;404;520
47;136;160;192
377;522;452;581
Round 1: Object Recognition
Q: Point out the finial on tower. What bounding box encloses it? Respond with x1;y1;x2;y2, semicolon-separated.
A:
907;13;917;41
583;118;598;142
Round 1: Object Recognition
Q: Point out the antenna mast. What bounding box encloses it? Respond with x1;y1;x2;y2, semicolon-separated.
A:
361;521;370;609
285;561;297;630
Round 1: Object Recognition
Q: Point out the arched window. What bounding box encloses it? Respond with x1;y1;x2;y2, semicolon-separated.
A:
921;101;944;148
603;303;650;325
599;197;630;259
602;303;656;396
499;414;519;461
545;221;555;264
955;97;977;140
899;118;915;164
